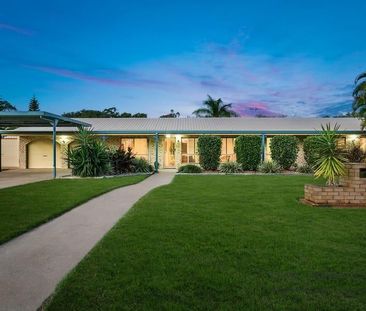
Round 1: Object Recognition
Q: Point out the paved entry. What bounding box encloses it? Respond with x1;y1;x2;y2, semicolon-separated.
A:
0;169;71;189
0;172;174;311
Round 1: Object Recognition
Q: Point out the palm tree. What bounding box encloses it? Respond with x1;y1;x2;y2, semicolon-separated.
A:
352;72;366;128
193;95;238;117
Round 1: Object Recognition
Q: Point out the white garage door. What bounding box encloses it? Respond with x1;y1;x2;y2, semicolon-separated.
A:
1;136;19;168
27;140;62;168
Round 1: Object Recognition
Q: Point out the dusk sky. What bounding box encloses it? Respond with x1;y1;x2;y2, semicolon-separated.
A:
1;0;366;117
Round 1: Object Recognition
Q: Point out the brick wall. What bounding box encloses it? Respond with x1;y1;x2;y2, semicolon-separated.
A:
304;163;366;207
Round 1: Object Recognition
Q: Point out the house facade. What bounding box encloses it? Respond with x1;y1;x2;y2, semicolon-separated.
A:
1;117;365;170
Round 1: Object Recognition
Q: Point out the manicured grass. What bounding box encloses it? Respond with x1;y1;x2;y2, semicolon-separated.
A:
0;175;146;244
46;176;366;310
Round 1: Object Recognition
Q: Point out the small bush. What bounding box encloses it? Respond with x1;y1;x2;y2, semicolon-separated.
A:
132;157;154;173
345;142;366;163
234;136;261;170
258;160;282;173
270;136;299;169
197;136;222;170
296;163;313;174
219;161;242;173
303;136;318;167
178;164;202;173
110;147;135;174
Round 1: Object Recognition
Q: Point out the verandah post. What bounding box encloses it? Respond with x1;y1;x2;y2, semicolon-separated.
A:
52;119;59;179
154;133;159;172
261;134;266;162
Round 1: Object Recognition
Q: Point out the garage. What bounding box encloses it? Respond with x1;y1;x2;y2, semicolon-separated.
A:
27;139;62;169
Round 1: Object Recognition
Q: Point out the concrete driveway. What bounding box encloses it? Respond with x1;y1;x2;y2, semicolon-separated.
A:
0;169;71;189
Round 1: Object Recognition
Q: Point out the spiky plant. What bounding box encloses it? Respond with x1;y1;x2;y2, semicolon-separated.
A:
313;123;346;185
67;127;111;177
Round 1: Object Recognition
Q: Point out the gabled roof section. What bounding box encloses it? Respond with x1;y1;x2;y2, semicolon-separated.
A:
0;111;90;128
2;117;363;135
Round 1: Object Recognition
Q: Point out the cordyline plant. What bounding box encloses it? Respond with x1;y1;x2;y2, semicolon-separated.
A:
313;123;346;186
67;127;111;177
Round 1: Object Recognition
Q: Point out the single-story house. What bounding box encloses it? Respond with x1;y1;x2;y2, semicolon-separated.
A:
1;116;365;170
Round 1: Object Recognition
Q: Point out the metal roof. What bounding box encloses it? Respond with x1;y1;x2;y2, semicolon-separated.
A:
1;117;364;135
0;111;90;128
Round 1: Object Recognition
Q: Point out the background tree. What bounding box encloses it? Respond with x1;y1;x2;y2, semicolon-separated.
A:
0;98;17;111
353;71;366;128
160;109;180;118
193;95;238;117
28;96;40;111
63;107;147;118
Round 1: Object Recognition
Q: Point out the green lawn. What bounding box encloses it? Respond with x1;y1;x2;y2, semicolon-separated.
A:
46;176;366;310
0;175;146;244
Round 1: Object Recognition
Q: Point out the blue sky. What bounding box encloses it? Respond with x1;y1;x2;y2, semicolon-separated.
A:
0;0;365;117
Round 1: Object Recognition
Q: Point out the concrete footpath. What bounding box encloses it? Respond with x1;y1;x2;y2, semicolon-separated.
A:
0;172;174;311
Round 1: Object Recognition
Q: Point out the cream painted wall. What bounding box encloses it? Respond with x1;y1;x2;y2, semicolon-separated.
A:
1;136;19;168
27;139;62;168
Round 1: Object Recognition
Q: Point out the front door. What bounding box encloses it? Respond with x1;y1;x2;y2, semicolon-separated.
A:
164;138;176;168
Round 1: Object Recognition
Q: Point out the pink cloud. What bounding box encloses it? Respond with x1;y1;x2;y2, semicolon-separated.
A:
0;23;33;36
233;102;286;117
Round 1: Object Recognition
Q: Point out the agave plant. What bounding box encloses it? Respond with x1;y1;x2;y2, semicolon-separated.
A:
67;127;111;177
313;123;346;185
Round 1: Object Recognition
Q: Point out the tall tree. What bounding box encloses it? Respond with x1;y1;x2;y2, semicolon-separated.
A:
0;98;17;111
160;109;180;118
28;96;40;111
353;72;366;128
193;95;238;117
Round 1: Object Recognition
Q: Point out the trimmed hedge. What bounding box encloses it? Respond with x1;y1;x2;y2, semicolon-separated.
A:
303;136;318;167
197;136;222;170
178;164;202;173
270;136;299;169
234;136;261;170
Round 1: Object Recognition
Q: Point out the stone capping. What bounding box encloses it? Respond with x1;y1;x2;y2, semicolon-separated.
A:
303;162;366;208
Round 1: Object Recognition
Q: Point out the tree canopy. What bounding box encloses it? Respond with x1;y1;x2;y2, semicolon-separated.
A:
62;107;147;118
193;95;238;117
28;96;40;111
353;71;366;128
0;98;17;111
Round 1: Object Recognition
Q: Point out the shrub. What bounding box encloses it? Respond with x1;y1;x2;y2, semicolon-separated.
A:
110;147;135;174
313;124;346;185
132;157;154;173
178;164;202;173
270;136;299;169
296;163;313;174
197;136;222;170
234;136;261;170
258;160;282;173
345;142;366;163
303;136;318;167
67;128;111;177
219;161;242;173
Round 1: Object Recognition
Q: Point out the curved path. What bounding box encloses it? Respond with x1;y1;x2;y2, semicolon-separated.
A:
0;172;174;311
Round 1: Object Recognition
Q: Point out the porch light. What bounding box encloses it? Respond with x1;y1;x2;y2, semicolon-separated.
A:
176;135;182;142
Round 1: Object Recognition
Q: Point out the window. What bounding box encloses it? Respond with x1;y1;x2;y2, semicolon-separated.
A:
336;137;346;149
121;138;148;159
221;138;236;162
181;138;198;164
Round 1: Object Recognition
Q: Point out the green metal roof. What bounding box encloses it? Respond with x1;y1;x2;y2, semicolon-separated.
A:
0;111;90;128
